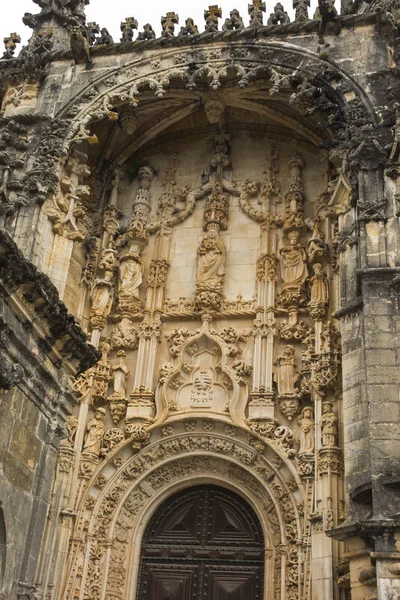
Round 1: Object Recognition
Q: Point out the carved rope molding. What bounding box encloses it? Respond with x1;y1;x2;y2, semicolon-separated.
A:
57;42;378;154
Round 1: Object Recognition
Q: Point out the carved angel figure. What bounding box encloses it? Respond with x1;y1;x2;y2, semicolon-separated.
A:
280;230;308;287
197;228;226;286
83;408;106;456
321;402;338;448
274;345;299;395
297;407;315;454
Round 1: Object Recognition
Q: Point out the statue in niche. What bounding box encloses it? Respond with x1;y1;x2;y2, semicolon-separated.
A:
197;228;226;286
190;370;213;407
308;222;329;264
83;408;106;456
90;270;114;329
321;402;338;447
308;263;329;320
297;407;315;455
280;230;308;288
274;345;299;395
118;244;143;314
111;350;129;398
60;415;79;447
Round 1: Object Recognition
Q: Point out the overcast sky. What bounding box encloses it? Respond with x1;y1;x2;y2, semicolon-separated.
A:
0;0;318;50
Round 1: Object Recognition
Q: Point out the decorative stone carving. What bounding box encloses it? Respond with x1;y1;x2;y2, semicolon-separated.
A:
293;0;310;21
232;360;253;385
197;228;226;287
308;263;329;320
2;32;21;59
257;253;278;282
274;346;299;396
95;27;114;45
108;351;129;425
308;222;329;264
321;401;338;447
61;415;79;447
204;5;222;32
102;428;125;455
118;105;137;135
137;23;156;41
166;327;192;357
83;408;106;456
223;9;245;31
248;0;266;26
203;95;225;125
117;244;143;316
127;166;154;243
90;269;114;330
120;17;138;42
69;25;91;64
267;3;291;24
161;12;179;37
190;370;214;407
279;230;308;306
178;18;199;36
43;150;91;240
196;227;226;313
110;319;139;351
297;407;315;455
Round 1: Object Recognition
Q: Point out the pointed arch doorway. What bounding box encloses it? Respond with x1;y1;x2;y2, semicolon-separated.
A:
136;485;265;600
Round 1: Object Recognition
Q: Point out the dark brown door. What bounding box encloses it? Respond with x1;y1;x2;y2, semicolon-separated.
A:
137;485;264;600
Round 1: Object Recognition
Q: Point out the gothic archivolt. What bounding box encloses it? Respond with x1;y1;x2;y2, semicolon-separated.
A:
61;419;304;600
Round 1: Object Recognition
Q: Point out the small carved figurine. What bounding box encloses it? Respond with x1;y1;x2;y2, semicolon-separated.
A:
267;3;291;25
178;18;199;36
138;24;156;41
69;26;91;64
274;346;299;395
222;9;244;31
83;408;106;456
321;401;338;447
297;407;315;454
95;28;114;45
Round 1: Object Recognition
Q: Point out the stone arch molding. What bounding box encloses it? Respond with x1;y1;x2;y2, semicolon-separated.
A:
58;40;379;155
65;419;305;600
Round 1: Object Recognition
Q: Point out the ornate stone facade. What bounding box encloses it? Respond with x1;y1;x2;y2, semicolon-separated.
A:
1;1;400;599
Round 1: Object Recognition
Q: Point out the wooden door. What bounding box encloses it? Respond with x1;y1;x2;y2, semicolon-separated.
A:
137;485;264;600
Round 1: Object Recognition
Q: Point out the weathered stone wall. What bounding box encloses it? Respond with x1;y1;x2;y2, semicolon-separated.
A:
0;230;98;600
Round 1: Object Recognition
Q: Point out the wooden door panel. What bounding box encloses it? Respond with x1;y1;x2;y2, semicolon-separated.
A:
137;486;265;600
205;565;262;600
140;563;198;600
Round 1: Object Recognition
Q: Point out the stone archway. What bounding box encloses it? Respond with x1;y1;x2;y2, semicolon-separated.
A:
136;484;265;600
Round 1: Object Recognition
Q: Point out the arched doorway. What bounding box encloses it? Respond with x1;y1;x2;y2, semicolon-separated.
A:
136;485;265;600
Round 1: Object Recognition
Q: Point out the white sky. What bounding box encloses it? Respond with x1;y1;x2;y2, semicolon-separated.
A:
0;1;318;50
